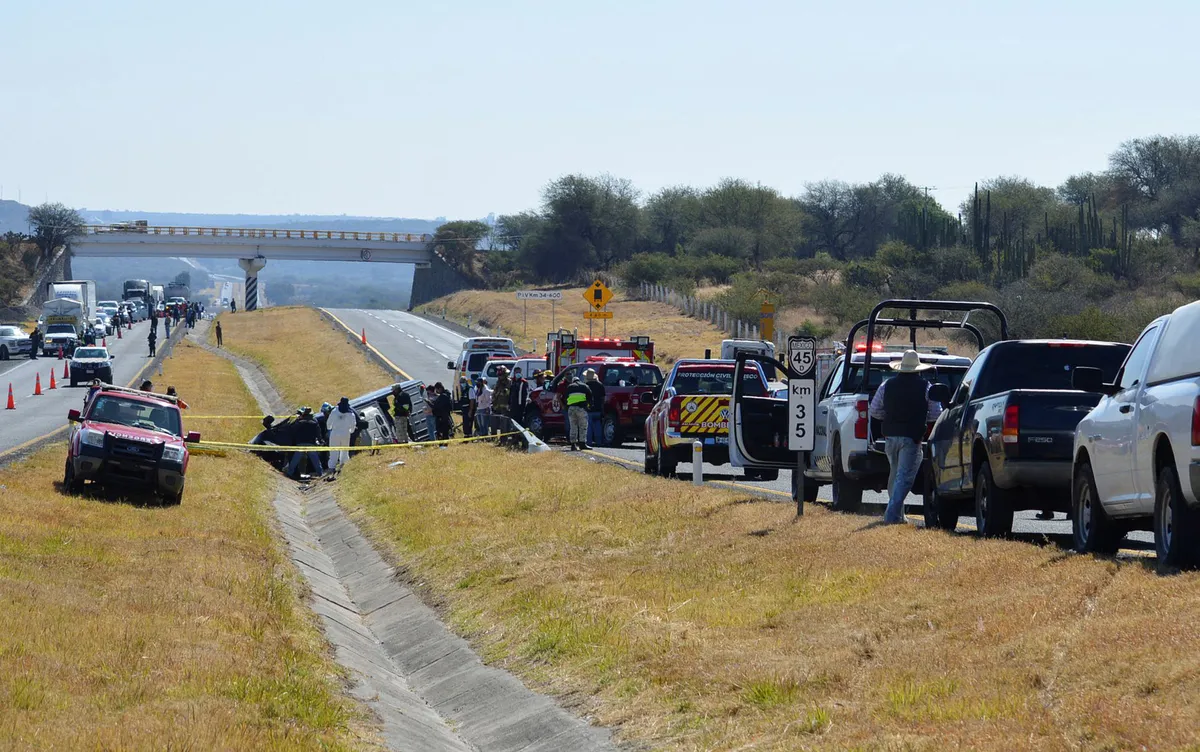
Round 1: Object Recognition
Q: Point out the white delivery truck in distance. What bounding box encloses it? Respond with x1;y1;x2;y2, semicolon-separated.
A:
46;280;97;321
39;298;85;356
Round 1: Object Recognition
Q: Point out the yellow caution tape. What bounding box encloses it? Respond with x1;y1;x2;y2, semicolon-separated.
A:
185;415;268;419
193;431;523;453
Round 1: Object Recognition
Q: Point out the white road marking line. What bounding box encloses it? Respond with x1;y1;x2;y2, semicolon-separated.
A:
414;339;424;344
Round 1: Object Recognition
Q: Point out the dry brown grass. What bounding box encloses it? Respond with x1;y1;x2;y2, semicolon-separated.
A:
213;306;392;409
421;289;728;363
0;341;377;749
337;445;1200;751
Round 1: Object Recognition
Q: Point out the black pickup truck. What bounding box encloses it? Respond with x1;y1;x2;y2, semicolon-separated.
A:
923;339;1130;536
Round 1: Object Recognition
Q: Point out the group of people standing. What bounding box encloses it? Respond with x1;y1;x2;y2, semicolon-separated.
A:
461;366;547;441
565;369;606;451
280;398;361;479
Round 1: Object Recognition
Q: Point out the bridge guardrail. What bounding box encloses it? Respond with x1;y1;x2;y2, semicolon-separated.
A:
83;225;432;244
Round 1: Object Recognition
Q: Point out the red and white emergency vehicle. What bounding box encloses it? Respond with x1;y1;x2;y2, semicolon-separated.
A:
545;331;654;374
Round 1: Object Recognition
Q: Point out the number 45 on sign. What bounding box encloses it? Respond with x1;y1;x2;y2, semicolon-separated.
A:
787;335;817;452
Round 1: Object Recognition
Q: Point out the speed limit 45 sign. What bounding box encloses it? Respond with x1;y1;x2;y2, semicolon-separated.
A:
787;336;817;451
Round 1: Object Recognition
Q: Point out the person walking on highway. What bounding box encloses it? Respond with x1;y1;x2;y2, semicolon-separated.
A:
392;384;413;443
285;406;325;479
215;320;223;347
868;350;943;525
147;327;157;357
585;368;606;447
28;326;41;359
326;397;358;472
230;299;237;313
565;375;591;451
491;366;511;436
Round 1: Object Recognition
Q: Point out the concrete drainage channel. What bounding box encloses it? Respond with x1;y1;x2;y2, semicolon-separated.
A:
188;322;614;752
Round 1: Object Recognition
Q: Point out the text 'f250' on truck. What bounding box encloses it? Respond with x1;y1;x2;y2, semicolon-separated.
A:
1071;300;1200;566
730;300;1000;512
65;385;201;505
645;358;774;479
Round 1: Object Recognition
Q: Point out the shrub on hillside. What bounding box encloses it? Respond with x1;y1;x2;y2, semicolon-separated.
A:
935;281;997;302
844;260;888;291
888;268;940;298
1048;305;1124;341
1028;253;1118;301
795;319;837;341
690;254;743;285
929;245;983;283
810;283;875;325
1173;272;1200;299
876;240;929;269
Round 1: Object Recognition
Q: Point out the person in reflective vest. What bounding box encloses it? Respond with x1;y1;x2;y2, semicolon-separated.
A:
565;376;591;451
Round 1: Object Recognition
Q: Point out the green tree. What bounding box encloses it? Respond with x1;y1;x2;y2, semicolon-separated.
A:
171;271;191;288
520;174;639;281
642;186;701;255
699;178;802;269
1108;135;1200;243
27;202;84;261
429;219;491;277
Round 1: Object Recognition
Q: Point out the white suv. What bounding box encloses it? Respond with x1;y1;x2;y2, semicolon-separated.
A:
1072;300;1200;566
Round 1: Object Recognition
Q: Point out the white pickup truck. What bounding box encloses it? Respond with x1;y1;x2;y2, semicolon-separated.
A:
1072;300;1200;566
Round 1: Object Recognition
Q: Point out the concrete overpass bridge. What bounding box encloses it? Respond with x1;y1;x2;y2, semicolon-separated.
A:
69;224;470;310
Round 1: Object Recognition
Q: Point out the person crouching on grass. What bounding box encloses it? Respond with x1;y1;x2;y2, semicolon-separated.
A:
868;350;943;525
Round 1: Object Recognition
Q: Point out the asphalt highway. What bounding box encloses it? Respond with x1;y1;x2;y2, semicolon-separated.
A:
327;308;1154;556
0;318;159;458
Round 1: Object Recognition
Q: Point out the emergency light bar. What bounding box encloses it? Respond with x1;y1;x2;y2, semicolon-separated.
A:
94;384;181;405
632;336;651;346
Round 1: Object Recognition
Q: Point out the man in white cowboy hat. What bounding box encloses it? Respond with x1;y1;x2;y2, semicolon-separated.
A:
868;349;944;524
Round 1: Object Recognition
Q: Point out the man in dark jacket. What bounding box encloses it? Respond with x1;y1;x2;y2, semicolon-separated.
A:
431;382;454;440
490;366;511;436
508;368;530;422
285;407;325;479
29;326;42;359
867;350;942;524
585;368;607;447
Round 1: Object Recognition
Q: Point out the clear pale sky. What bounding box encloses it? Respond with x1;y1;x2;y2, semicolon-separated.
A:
2;0;1196;219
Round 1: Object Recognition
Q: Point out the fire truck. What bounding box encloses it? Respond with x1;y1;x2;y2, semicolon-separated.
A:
545;330;654;373
524;332;661;443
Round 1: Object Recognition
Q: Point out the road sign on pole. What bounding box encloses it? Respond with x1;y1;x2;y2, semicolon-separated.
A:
788;378;815;451
584;280;613;311
583;310;613;319
787;335;818;379
760;301;775;342
515;291;564;300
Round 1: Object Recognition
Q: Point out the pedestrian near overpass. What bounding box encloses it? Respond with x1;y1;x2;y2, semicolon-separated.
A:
565;375;591;451
147;327;157;357
215;320;223;347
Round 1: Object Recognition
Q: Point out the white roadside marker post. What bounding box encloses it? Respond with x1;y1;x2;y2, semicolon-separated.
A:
693;441;704;486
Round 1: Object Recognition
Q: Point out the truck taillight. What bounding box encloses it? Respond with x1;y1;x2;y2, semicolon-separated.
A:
668;398;682;429
1192;397;1200;446
1003;404;1019;444
854;400;868;440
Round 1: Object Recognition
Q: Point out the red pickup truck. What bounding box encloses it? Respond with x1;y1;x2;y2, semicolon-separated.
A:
65;385;200;505
524;357;663;444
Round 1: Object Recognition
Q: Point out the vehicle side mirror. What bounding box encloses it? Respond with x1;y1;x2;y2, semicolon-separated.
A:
447;361;455;370
953;385;969;406
185;431;201;443
68;409;82;423
1072;366;1116;395
927;383;951;406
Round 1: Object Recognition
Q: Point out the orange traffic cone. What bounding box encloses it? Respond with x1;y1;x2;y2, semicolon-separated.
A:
57;345;63;360
361;328;367;345
33;373;42;396
116;324;122;339
63;360;69;380
49;370;57;390
5;384;14;410
102;336;107;347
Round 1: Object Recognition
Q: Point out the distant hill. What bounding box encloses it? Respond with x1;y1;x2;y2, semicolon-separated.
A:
0;200;30;233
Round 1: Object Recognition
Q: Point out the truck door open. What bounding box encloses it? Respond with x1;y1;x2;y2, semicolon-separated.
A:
731;353;796;469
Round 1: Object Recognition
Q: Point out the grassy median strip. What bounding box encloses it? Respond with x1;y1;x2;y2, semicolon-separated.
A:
336;444;1200;751
420;288;727;363
0;341;376;749
214;306;391;409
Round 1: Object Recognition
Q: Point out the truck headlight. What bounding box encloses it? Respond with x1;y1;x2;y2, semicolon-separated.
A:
80;429;106;448
161;445;185;463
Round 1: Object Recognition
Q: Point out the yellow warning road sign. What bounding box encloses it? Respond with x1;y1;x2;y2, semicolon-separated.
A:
584;310;613;319
584;279;613;311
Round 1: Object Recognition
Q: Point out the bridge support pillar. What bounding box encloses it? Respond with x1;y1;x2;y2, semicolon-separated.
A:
238;257;267;311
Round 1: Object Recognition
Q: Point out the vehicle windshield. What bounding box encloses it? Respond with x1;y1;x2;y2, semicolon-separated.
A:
0;327;18;337
87;395;181;436
978;343;1129;394
468;352;507;372
673;367;765;396
485;362;516;376
47;324;76;335
74;348;108;359
846;362;969;394
98;302;118;309
603;365;662;387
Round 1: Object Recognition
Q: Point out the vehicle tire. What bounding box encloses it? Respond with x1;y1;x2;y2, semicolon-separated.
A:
1073;460;1121;555
1155;463;1198;569
922;463;958;531
162;490;183;506
70;378;77;388
63;460;83;494
657;443;674;479
0;346;8;361
525;408;545;439
975;464;1014;538
602;412;621;446
644;442;658;475
829;438;862;513
101;370;112;384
